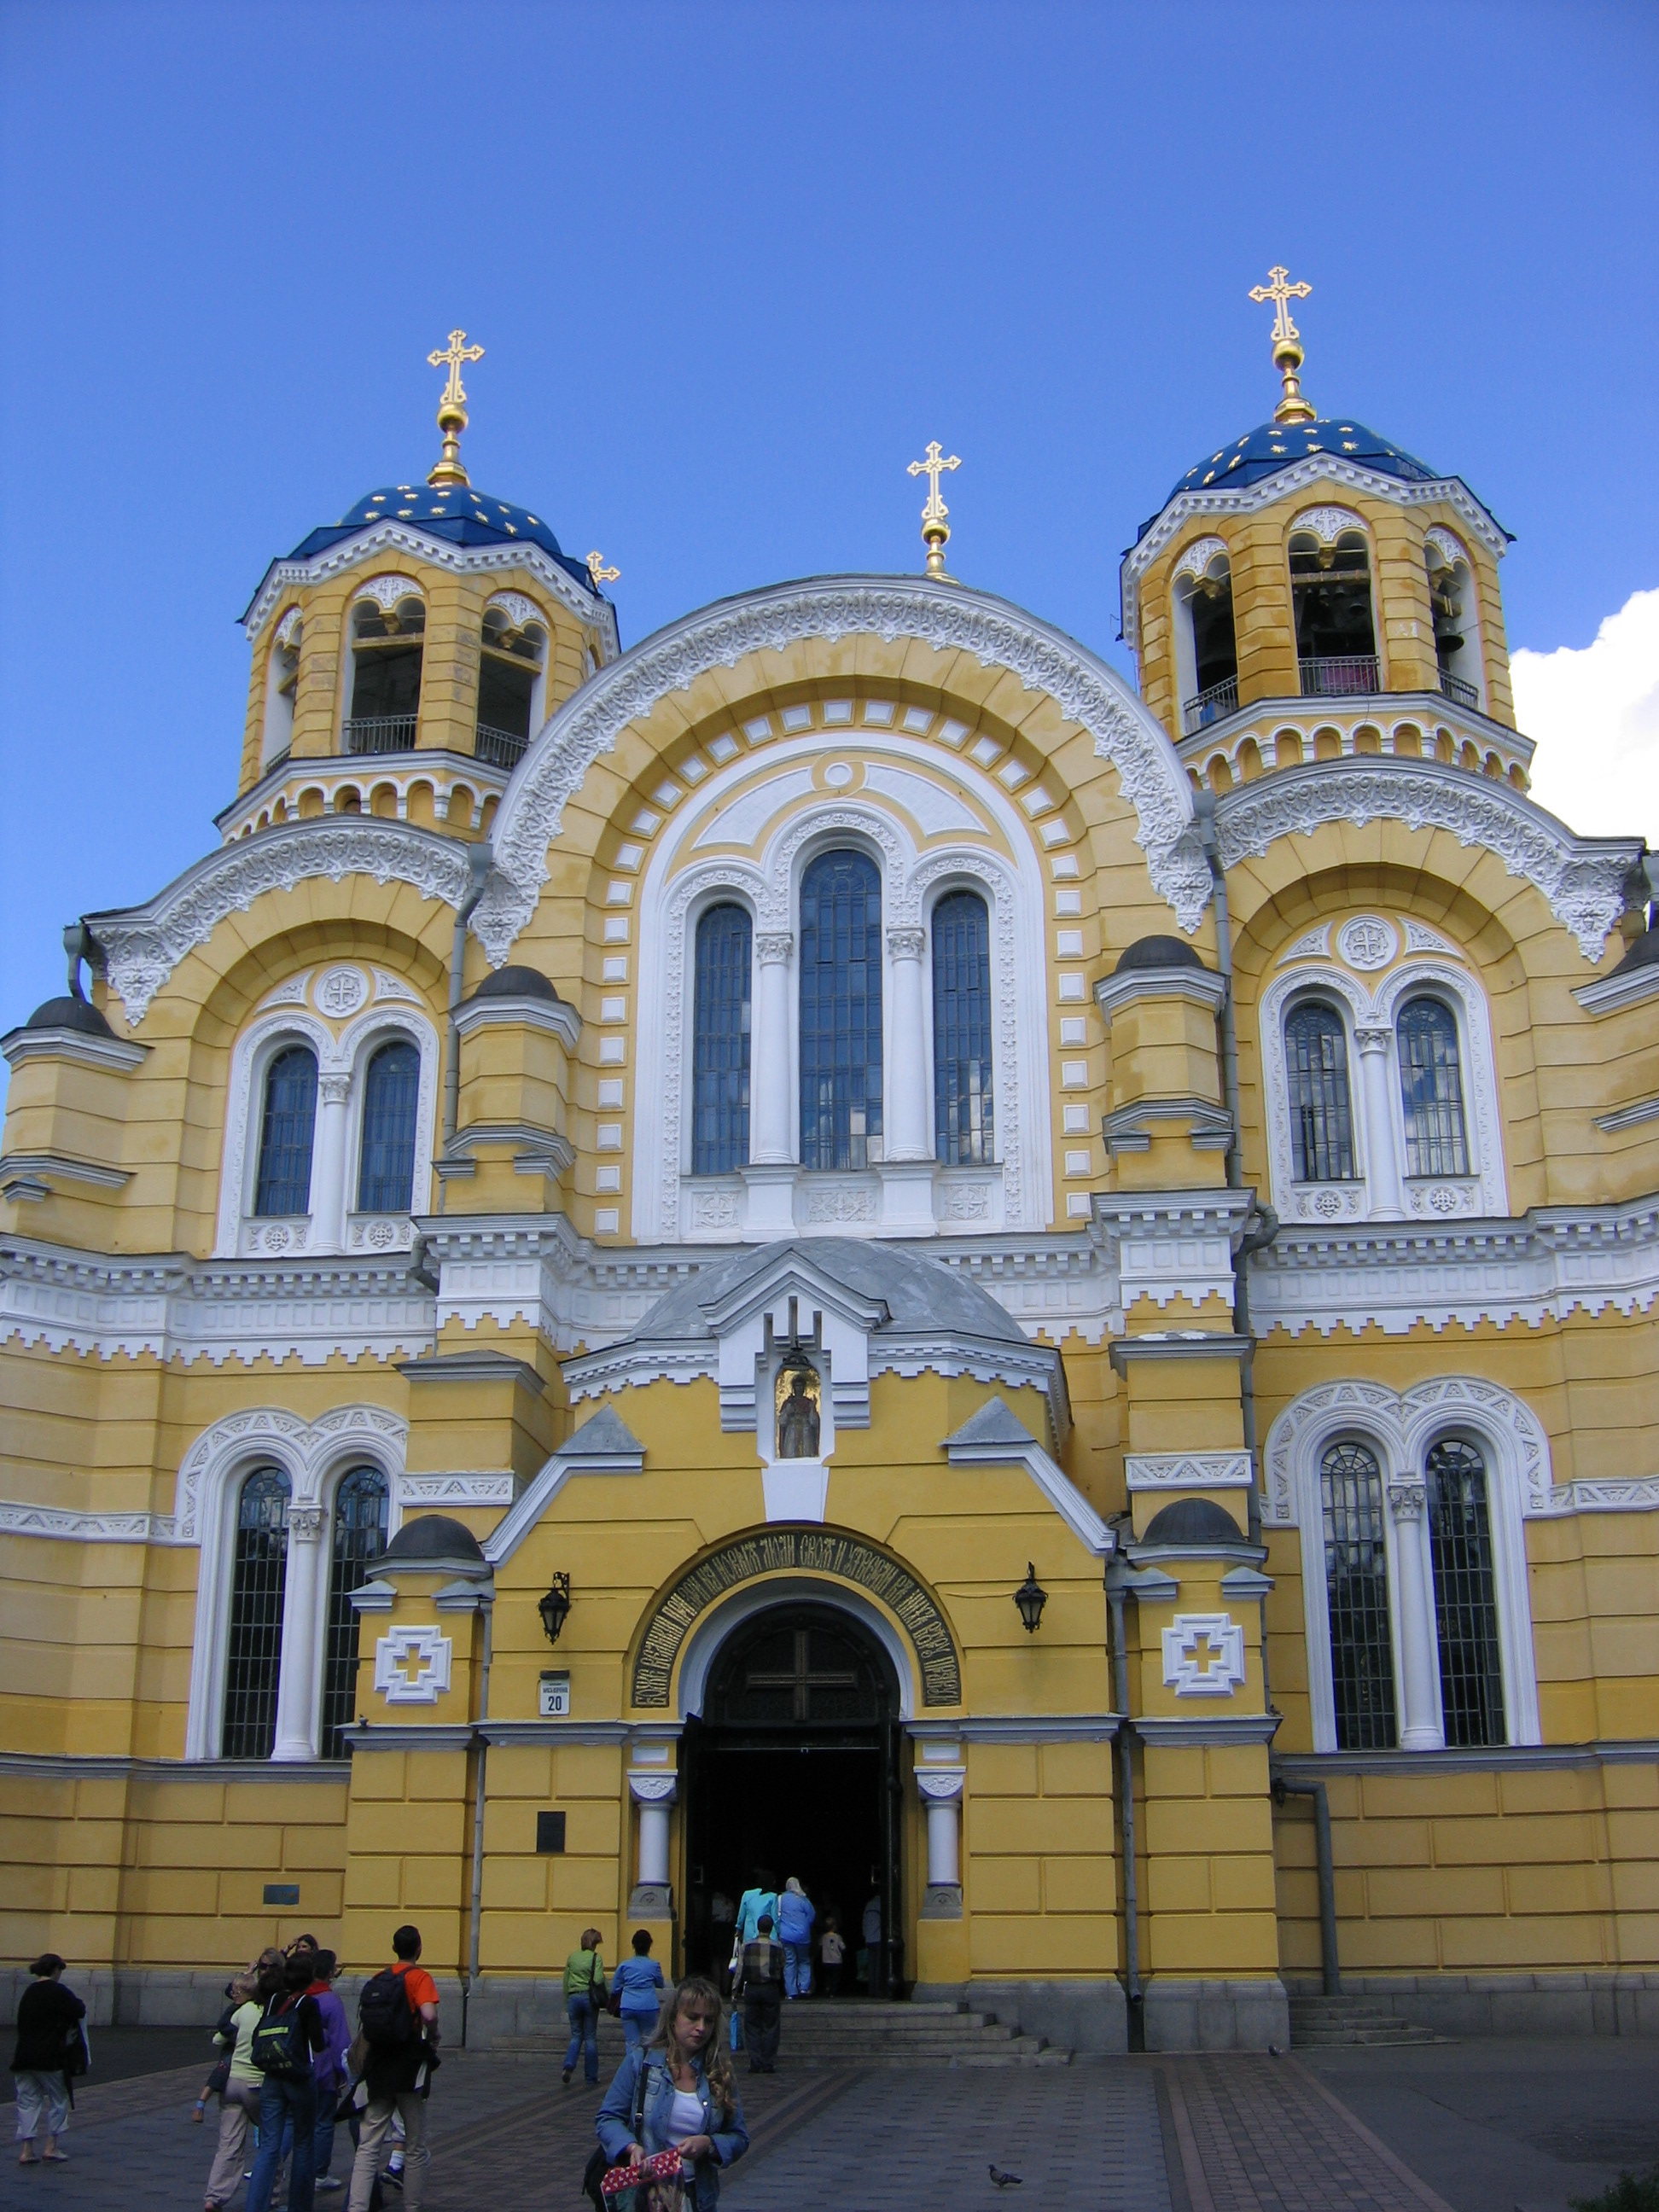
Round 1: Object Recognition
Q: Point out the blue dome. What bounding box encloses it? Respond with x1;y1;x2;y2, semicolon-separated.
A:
288;483;601;598
1138;417;1442;543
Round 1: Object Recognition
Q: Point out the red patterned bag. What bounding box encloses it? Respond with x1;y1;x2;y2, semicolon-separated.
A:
600;2147;684;2210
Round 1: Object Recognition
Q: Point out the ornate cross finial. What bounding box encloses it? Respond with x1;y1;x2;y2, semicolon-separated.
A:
586;550;620;590
426;328;485;486
907;440;962;579
1248;265;1316;424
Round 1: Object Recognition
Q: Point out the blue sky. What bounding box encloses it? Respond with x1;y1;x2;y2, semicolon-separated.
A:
1;0;1655;1028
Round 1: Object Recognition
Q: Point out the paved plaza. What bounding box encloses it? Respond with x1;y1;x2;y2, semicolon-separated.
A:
2;2032;1656;2212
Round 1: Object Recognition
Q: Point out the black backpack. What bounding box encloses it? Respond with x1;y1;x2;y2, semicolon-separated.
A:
250;1993;311;2080
358;1968;416;2050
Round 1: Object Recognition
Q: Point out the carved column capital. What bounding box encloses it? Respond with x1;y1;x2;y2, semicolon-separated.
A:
754;930;795;968
886;926;928;963
1353;1024;1393;1057
1387;1481;1427;1522
287;1503;326;1541
317;1072;352;1107
915;1766;965;1805
628;1770;678;1805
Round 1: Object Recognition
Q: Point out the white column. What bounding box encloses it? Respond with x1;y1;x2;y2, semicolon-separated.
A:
628;1771;678;1913
310;1070;352;1252
916;1767;965;1893
884;927;931;1162
1354;1025;1402;1218
1388;1481;1444;1750
749;932;795;1164
271;1503;325;1761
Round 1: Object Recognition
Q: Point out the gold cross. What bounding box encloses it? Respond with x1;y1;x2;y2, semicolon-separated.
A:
1247;264;1316;426
587;550;620;589
907;441;961;579
427;328;485;412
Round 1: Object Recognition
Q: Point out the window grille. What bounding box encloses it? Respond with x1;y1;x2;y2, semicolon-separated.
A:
253;1047;318;1217
357;1039;420;1213
221;1467;290;1759
1427;1437;1505;1747
799;849;883;1170
1284;1004;1356;1180
932;891;995;1165
1319;1441;1397;1749
1397;998;1469;1178
691;905;752;1174
319;1466;388;1758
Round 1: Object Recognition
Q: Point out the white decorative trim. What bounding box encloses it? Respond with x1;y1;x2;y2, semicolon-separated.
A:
0;1505;175;1543
274;606;303;650
451;992;581;1048
395;1471;515;1511
1091;1189;1256;1312
1576;963;1659;1018
1179;696;1535;787
675;1575;918;1722
1278;925;1331;963
352;573;425;614
1126;1452;1253;1492
1337;916;1396;969
1172;536;1229;584
1216;761;1639;960
1290;504;1366;543
242;520;620;659
1094;963;1227;1023
1121;455;1510;651
478;574;1207;964
943;1410;1114;1557
0;1025;147;1074
485;590;544;633
90;820;476;1025
1262;1374;1543;1750
375;1624;452;1704
1598;1096;1659;1133
1423;527;1469;570
1162;1613;1246;1697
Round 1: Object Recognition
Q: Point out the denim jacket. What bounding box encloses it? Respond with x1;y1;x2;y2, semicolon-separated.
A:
596;2048;748;2210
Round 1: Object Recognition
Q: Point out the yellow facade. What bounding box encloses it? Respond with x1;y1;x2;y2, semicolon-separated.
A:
4;365;1657;2052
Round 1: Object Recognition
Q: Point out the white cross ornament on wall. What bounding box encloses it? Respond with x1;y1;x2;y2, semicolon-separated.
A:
374;1624;453;1705
1162;1612;1247;1698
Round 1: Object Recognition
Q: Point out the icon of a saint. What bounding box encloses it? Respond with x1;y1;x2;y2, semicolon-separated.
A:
776;1364;821;1459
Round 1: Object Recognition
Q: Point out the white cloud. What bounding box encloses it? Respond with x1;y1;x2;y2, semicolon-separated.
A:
1513;587;1659;842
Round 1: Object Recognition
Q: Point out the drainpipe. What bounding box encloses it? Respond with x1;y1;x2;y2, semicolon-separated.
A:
1272;1772;1341;1996
461;1592;494;2047
1105;1575;1142;2023
440;845;492;1214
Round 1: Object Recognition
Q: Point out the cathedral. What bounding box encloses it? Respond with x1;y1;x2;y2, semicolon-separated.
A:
3;278;1657;2054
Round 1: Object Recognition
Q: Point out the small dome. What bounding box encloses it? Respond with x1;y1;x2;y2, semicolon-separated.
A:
1140;1497;1247;1547
467;965;564;1004
287;483;602;600
1115;935;1205;975
1612;924;1659;976
1160;416;1438;515
26;995;115;1038
381;1513;486;1567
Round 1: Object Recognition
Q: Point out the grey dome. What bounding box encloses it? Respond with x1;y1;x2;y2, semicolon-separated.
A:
26;995;115;1037
1140;1497;1246;1547
381;1512;486;1566
468;965;563;1003
629;1237;1028;1348
1115;935;1205;975
1613;925;1659;975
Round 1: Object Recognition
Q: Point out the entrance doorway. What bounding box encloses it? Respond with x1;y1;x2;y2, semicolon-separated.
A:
681;1603;904;1994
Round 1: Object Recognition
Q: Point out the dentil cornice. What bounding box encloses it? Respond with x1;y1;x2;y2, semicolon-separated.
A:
1214;759;1641;958
87;819;478;1024
477;575;1209;963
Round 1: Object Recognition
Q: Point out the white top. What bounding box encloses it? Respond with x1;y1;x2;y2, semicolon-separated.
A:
667;2087;705;2139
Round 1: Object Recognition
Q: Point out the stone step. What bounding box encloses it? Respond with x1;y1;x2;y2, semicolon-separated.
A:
486;1995;1070;2068
1289;1998;1444;2046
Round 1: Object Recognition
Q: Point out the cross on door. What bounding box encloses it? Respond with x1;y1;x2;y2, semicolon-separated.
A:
746;1628;859;1721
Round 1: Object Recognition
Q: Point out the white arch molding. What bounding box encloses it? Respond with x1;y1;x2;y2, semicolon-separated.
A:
673;1575;917;1721
179;1404;408;1761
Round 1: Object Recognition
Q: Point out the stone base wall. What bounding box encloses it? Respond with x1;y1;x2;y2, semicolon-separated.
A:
1285;1970;1659;2038
1143;1976;1289;2052
911;1977;1128;2055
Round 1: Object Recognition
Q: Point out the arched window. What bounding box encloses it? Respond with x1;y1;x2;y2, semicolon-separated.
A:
1175;552;1239;731
344;595;424;754
357;1039;421;1214
1319;1441;1396;1749
476;603;547;770
932;891;994;1166
253;1046;318;1217
1284;1004;1355;1181
1397;998;1468;1179
1426;543;1485;711
1426;1438;1505;1747
691;905;752;1174
262;617;300;769
221;1467;291;1759
1291;528;1378;696
319;1466;389;1759
800;848;883;1170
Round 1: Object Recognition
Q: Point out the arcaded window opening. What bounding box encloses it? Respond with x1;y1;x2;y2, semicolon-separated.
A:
691;903;753;1175
221;1467;291;1760
1284;1002;1356;1181
345;597;425;754
253;1046;318;1218
799;848;884;1170
319;1465;389;1760
476;604;546;771
1292;529;1378;696
932;889;995;1166
1427;1437;1506;1749
1320;1440;1397;1749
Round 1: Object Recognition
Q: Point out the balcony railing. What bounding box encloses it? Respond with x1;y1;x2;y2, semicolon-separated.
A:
1182;675;1239;734
474;722;530;771
342;714;418;755
1299;655;1380;697
1438;669;1479;711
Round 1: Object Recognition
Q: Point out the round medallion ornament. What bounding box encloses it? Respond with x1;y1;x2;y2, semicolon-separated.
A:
367;1220;397;1248
823;761;854;789
1428;1185;1461;1214
1338;917;1397;971
316;966;369;1017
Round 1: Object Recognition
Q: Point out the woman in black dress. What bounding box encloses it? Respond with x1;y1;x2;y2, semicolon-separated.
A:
10;1954;86;2164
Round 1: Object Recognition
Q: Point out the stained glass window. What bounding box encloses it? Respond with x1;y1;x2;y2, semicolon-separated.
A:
932;891;994;1166
1284;1004;1355;1181
1320;1441;1397;1749
253;1047;317;1217
319;1467;388;1758
691;905;752;1174
357;1039;420;1214
800;849;883;1171
1427;1437;1505;1748
1398;998;1469;1179
221;1467;290;1759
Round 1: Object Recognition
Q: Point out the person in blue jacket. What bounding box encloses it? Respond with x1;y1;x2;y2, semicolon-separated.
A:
777;1877;817;1999
611;1930;667;2052
596;1976;748;2211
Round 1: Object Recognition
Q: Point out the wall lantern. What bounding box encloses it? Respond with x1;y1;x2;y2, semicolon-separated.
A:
1013;1563;1048;1635
538;1573;573;1646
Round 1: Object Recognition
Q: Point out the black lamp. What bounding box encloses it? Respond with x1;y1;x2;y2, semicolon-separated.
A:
1013;1562;1048;1634
538;1572;572;1646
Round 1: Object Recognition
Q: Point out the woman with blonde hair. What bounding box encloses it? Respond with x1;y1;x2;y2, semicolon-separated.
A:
595;1975;748;2209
